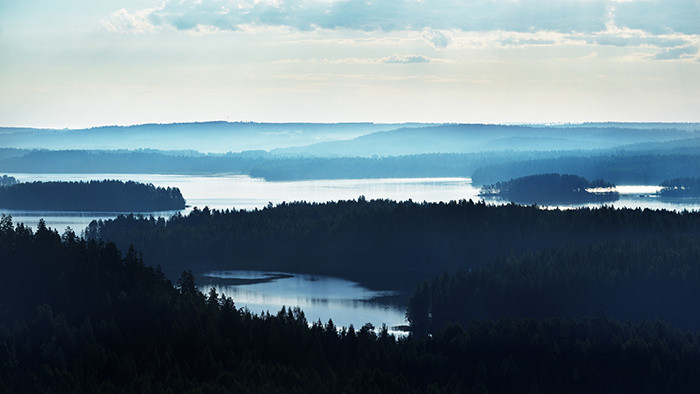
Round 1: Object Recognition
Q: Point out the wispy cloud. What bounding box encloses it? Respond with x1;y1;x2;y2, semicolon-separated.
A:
273;55;440;65
102;0;700;61
653;45;699;60
104;0;698;36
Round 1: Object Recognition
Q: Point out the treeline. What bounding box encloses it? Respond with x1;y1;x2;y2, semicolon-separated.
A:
659;177;700;198
407;236;700;334
4;218;700;392
0;180;185;212
1;148;698;184
85;200;700;290
0;149;572;180
479;173;618;204
471;154;700;186
0;175;16;187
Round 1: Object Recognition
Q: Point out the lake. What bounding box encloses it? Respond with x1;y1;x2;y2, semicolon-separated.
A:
199;270;408;335
2;173;698;234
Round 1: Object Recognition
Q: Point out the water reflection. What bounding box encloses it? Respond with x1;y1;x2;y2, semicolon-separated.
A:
199;270;408;335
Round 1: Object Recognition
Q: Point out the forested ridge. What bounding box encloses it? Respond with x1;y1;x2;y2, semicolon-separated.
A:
0;180;185;212
0;148;698;184
3;217;700;392
407;236;700;334
85;200;700;290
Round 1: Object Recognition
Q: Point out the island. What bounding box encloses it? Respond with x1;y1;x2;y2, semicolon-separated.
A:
478;173;619;205
0;179;185;212
658;177;700;198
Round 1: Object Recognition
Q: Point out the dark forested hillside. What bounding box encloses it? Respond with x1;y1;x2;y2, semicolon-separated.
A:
479;173;618;204
407;236;700;334
85;200;700;290
3;217;700;392
0;180;185;212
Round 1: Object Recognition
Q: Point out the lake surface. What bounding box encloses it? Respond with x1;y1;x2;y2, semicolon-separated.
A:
2;173;699;234
199;270;408;335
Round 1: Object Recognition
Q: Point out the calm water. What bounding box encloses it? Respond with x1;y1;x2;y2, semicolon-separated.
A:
199;270;408;335
2;173;698;234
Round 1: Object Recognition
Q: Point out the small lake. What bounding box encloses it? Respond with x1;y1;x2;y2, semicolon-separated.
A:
199;270;408;335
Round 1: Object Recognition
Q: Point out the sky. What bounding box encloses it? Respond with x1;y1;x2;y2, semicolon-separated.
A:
0;0;698;128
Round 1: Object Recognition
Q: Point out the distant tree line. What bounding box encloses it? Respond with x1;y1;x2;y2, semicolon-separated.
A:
3;218;700;392
659;177;700;198
85;200;700;290
0;175;16;187
0;180;185;212
0;149;698;184
479;173;618;204
407;236;700;334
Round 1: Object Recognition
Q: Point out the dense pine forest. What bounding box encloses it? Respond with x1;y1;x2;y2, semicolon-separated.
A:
86;200;700;290
479;173;618;204
0;180;185;212
407;236;700;334
3;217;700;392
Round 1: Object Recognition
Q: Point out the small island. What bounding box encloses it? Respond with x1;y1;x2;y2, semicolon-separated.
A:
0;179;186;212
479;173;619;205
657;177;700;198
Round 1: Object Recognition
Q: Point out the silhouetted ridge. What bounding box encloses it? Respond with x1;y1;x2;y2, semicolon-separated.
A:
3;217;700;392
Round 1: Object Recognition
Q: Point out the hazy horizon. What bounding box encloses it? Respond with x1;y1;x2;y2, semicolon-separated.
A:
2;0;699;128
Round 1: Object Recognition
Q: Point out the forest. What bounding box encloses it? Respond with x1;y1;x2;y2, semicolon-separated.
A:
0;147;698;184
85;200;700;290
407;236;700;334
0;180;185;212
479;173;618;204
3;218;700;392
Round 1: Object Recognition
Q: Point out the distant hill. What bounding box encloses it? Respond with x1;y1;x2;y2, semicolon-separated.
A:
273;124;699;157
0;122;428;153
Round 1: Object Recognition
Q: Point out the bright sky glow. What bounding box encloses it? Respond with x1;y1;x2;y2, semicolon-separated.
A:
0;0;698;128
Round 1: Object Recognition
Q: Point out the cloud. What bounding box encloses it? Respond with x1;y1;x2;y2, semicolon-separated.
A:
422;30;452;49
103;8;156;34
382;54;432;64
653;45;699;60
102;0;700;61
274;55;436;64
499;37;557;47
104;0;697;36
